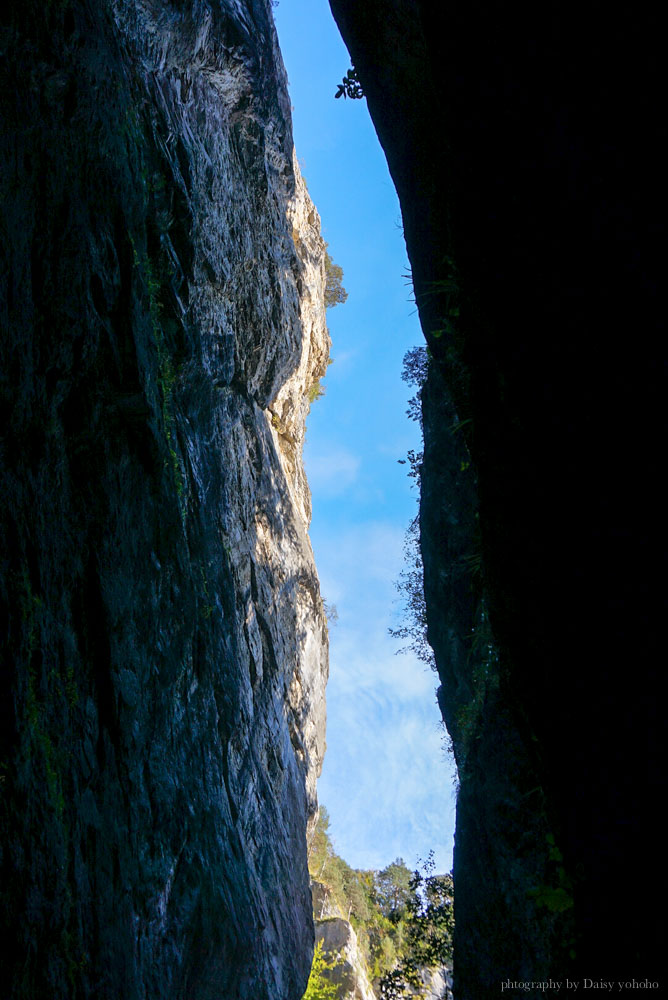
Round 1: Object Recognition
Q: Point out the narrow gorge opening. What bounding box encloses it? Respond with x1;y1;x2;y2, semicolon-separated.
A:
274;5;458;998
2;1;660;997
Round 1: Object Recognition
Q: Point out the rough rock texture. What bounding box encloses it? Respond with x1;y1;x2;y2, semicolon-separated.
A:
0;2;328;998
329;1;663;996
417;967;452;1000
317;918;376;1000
311;881;377;1000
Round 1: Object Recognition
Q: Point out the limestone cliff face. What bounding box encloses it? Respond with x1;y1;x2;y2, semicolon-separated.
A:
317;919;377;1000
311;882;377;1000
311;881;450;1000
0;2;328;998
328;0;663;994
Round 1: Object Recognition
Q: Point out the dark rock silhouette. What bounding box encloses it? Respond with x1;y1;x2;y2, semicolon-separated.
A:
328;1;664;994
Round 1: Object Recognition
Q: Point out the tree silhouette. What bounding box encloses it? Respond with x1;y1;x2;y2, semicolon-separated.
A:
335;67;364;100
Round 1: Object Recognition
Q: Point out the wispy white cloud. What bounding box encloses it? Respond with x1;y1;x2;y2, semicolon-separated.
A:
319;677;456;874
305;446;361;497
326;624;434;703
312;520;457;874
314;520;405;591
326;348;358;372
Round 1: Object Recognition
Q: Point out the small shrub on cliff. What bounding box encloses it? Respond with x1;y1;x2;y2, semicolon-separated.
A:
322;600;339;626
324;244;348;308
335;67;365;100
302;941;338;1000
389;514;434;668
308;380;326;404
391;347;435;668
401;346;430;427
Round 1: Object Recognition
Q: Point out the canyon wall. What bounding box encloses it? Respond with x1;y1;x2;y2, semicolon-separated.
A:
0;2;328;997
328;1;663;995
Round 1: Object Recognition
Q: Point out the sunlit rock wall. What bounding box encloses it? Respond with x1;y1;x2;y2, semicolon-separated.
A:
0;2;328;998
311;881;378;1000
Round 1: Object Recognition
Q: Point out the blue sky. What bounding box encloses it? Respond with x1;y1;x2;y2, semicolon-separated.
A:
273;0;457;875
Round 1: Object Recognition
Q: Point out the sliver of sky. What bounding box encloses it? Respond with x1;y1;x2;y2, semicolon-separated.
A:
273;0;457;875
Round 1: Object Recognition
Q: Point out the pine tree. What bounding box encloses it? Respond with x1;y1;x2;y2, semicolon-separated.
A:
378;854;454;999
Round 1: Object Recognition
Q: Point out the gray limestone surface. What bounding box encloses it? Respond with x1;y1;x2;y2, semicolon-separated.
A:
0;2;328;998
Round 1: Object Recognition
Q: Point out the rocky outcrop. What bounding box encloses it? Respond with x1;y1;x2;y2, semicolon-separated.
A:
311;882;377;1000
417;967;452;1000
317;919;377;1000
0;2;328;998
328;1;663;995
311;880;450;1000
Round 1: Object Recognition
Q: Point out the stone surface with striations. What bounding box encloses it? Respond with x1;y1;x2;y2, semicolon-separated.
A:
0;2;328;997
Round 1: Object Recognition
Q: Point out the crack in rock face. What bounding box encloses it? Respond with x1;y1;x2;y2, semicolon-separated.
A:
0;2;329;998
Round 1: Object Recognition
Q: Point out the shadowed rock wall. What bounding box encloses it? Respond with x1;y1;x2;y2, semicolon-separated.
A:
328;1;664;995
0;2;328;997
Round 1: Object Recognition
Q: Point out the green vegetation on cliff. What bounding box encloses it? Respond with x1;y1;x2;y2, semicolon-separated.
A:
391;347;433;669
377;854;454;1000
303;942;339;1000
307;808;453;996
324;245;348;309
306;244;344;406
